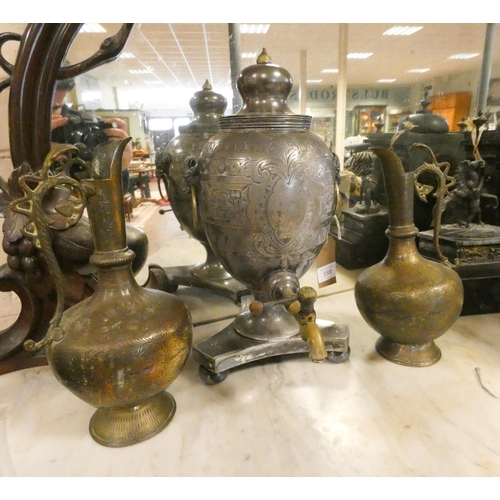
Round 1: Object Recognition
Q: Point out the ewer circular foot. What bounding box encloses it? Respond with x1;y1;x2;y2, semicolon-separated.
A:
375;337;441;367
89;391;176;447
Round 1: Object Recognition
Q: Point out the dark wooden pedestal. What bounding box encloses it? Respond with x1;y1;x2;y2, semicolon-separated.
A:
418;224;500;316
331;208;389;270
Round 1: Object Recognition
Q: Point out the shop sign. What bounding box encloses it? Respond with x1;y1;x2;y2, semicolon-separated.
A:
289;86;410;106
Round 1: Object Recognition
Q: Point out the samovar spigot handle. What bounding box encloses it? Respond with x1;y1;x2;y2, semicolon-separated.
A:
249;286;328;363
285;287;328;363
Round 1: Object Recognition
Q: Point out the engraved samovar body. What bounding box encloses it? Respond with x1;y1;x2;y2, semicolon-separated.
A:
153;81;248;303
192;50;349;383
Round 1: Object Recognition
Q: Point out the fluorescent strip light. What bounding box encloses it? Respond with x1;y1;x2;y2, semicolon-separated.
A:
383;26;423;36
80;23;106;33
407;68;430;73
241;52;258;59
129;69;153;74
347;53;373;59
378;79;396;83
240;24;270;34
119;52;135;59
448;53;480;60
144;81;163;84
321;68;338;74
81;91;101;101
307;79;322;83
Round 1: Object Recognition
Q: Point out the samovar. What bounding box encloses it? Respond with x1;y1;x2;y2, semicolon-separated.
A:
191;49;349;383
154;80;248;303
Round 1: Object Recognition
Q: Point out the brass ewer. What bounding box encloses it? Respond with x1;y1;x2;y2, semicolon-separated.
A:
192;49;349;383
154;81;248;302
16;139;192;447
354;147;464;366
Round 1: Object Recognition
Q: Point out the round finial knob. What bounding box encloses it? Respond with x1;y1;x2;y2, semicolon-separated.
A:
236;48;293;115
256;48;272;64
202;79;212;91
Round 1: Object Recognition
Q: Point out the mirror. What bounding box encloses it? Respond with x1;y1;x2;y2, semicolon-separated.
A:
1;22;500;374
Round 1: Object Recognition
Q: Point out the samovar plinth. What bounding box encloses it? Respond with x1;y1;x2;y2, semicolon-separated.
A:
193;50;349;383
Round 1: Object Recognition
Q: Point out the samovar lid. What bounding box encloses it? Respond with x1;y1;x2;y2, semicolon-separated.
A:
180;80;227;132
220;48;311;130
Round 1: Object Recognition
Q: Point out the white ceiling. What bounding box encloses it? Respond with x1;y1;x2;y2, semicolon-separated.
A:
1;23;500;114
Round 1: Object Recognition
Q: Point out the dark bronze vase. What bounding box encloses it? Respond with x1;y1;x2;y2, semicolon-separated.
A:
29;140;192;447
158;80;231;280
354;147;464;366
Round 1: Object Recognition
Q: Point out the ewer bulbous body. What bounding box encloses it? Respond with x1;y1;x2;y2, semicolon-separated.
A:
198;49;338;340
46;140;193;447
354;148;463;366
158;81;230;279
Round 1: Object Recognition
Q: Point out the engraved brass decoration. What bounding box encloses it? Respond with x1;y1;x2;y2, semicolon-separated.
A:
355;147;464;367
16;139;192;447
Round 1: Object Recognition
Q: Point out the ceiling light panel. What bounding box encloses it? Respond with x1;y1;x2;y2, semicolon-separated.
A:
407;68;430;73
383;26;423;36
321;68;338;74
378;79;396;82
239;24;270;34
448;53;480;60
347;53;373;59
80;23;106;33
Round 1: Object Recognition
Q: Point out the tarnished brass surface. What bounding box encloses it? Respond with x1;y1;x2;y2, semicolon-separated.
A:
286;287;328;363
21;140;192;446
354;147;464;366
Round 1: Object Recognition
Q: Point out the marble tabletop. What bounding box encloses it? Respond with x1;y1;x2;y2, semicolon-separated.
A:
1;210;500;478
1;265;500;477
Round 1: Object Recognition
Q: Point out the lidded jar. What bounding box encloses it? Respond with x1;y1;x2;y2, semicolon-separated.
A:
157;80;230;279
197;49;339;340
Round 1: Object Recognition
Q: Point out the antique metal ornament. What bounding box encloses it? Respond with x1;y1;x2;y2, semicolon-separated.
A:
153;80;248;302
17;139;193;447
192;49;349;383
354;147;464;367
344;150;385;214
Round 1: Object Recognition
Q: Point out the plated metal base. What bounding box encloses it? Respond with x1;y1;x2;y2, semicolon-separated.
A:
193;319;350;384
146;264;250;304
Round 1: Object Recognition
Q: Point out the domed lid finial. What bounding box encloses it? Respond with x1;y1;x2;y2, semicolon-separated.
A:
257;48;272;64
202;79;212;91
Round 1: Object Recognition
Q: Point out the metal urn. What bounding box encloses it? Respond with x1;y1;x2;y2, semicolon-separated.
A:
17;140;193;447
154;80;247;302
192;49;349;383
354;147;464;366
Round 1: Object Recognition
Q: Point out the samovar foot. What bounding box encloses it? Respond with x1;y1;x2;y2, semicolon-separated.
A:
192;319;350;385
145;264;250;304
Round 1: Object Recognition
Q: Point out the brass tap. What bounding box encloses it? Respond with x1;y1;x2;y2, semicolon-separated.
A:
285;287;327;363
249;285;327;363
